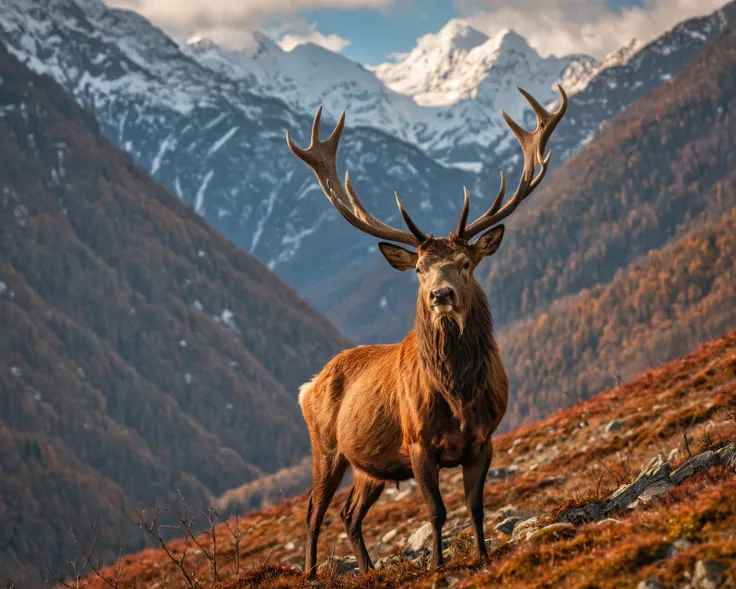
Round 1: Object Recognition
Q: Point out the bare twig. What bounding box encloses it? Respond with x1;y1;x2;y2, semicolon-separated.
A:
184;500;221;583
223;506;247;578
681;427;693;458
87;524;126;589
131;497;201;588
55;524;100;589
596;452;631;487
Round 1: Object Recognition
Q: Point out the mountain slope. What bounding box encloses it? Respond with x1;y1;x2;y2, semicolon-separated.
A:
0;43;347;586
499;205;736;428
0;0;475;294
80;330;736;589
481;20;736;328
475;0;736;199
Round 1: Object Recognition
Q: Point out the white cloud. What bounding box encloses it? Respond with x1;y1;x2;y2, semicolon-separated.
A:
279;25;351;52
108;0;396;47
455;0;730;58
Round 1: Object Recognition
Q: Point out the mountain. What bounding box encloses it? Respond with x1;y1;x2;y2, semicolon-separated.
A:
494;1;736;173
370;20;591;107
0;0;476;295
77;329;736;588
0;43;347;586
188;20;594;167
1;0;730;304
185;33;420;148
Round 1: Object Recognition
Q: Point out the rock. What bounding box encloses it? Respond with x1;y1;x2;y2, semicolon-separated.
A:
528;522;576;543
670;451;717;485
604;419;626;433
511;516;539;541
507;438;522;454
605;454;671;512
317;556;359;576
666;538;693;558
692;560;726;589
394;487;415;501
715;443;736;471
529;457;552;471
375;555;404;570
406;522;433;553
491;504;520;520
629;480;675;509
494;516;522;536
636;580;661;589
382;528;398;544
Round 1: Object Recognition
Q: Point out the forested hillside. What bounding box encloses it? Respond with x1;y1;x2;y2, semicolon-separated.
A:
0;44;347;586
500;205;736;429
481;25;736;329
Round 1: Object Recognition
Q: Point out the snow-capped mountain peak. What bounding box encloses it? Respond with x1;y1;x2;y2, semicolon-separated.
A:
427;18;489;51
371;24;572;107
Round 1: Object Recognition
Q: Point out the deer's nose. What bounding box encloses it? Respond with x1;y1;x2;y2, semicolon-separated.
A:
431;287;455;305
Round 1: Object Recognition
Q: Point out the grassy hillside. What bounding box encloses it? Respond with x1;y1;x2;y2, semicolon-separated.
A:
78;331;736;589
0;44;348;586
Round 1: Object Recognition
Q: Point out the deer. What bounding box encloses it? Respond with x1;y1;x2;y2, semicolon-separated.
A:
285;85;567;577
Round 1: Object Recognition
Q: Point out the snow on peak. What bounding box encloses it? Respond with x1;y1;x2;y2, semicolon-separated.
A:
601;38;643;69
372;24;570;107
432;19;489;51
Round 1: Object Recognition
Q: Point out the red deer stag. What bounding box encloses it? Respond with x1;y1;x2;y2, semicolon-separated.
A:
286;85;567;576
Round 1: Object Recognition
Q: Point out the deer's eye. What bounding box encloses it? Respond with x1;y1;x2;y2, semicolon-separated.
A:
416;267;422;274
463;261;470;270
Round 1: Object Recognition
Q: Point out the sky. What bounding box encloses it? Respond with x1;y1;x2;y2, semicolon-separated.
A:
107;0;729;64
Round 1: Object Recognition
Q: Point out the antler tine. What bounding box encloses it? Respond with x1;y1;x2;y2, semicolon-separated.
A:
455;187;470;237
286;107;425;248
461;86;566;240
395;192;428;243
326;111;346;149
311;105;323;144
489;172;506;216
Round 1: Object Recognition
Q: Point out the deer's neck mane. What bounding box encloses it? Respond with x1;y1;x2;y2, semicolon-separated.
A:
415;283;496;420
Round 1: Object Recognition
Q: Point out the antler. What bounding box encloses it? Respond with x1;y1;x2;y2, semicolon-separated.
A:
459;85;568;241
286;107;427;248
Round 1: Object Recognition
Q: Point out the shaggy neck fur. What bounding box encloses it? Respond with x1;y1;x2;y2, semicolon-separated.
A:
415;282;495;425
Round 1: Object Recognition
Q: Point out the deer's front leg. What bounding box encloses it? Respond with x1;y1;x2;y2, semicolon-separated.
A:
409;443;446;569
462;440;492;563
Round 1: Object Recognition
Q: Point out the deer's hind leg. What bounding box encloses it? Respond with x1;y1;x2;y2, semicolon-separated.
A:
305;453;349;577
340;470;385;573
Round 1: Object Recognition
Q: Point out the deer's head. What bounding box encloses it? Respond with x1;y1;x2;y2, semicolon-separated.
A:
286;86;567;331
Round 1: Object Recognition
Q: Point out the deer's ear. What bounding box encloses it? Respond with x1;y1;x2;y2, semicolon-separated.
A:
378;242;418;271
473;225;505;258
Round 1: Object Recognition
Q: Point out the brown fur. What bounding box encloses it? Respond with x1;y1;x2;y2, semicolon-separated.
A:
299;236;509;575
